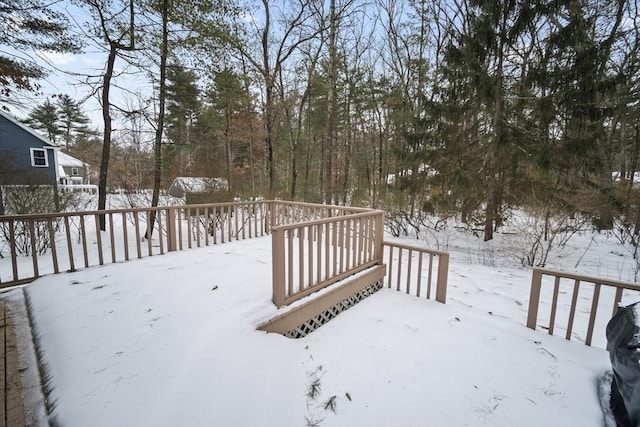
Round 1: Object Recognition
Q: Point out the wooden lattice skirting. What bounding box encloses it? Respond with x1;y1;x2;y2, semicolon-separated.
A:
285;280;383;339
258;265;387;338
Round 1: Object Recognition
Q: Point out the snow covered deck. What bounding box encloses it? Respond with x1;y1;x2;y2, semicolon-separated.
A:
23;237;611;426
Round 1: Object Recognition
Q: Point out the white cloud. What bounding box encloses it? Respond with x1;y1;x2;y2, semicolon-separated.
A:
35;50;74;66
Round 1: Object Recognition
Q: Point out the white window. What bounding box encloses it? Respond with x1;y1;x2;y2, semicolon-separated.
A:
30;148;48;167
71;167;79;176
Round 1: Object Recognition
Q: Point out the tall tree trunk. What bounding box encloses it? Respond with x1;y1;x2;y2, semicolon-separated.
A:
97;43;117;231
484;165;496;241
147;0;168;238
261;0;276;198
265;84;275;197
225;111;233;193
484;11;506;242
324;0;337;205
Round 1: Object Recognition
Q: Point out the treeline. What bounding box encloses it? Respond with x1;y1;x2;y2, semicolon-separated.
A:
2;0;639;240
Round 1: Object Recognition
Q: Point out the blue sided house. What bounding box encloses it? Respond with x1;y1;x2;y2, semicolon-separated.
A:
0;110;58;187
0;110;98;214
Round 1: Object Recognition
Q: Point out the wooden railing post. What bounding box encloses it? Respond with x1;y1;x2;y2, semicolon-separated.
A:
272;227;285;307
527;268;543;330
374;211;384;265
166;208;177;252
268;201;276;232
436;252;449;303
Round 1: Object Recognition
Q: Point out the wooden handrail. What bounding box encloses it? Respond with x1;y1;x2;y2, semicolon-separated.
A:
527;267;640;346
382;241;449;304
271;210;386;232
271;210;385;307
0;200;270;287
1;200;450;316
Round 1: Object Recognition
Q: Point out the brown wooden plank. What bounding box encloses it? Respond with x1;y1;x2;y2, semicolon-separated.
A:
108;212;116;263
122;213;129;261
585;283;602;346
47;218;59;274
406;249;413;294
64;216;75;272
0;302;6;427
565;279;581;340
426;253;433;299
80;215;89;268
5;306;25;427
548;276;561;335
416;252;423;298
134;212;142;258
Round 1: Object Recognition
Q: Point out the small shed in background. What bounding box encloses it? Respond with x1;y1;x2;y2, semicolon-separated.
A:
168;177;229;198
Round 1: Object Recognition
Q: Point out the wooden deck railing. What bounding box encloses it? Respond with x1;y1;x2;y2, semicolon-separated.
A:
1;200;450;313
0;201;270;287
382;241;449;303
269;200;372;227
527;267;640;347
271;209;385;307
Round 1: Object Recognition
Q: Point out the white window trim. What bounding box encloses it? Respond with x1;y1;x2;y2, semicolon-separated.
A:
71;167;79;176
30;148;49;167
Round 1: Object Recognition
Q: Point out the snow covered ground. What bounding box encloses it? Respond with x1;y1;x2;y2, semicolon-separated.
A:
22;219;638;426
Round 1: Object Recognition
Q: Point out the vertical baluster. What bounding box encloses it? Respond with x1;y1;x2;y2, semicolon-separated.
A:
235;203;239;240
426;254;433;299
406;249;413;294
228;203;233;242
80;215;89;267
146;211;153;255
345;218;352;271
109;212;116;263
221;206;226;243
196;208;201;247
332;220;338;276
396;249;403;292
47;218;59;273
299;226;305;290
416;252;423;297
187;210;192;249
94;214;104;265
548;276;561;335
324;222;330;281
204;207;210;246
288;229;294;296
387;245;393;288
9;222;18;281
28;219;38;277
134;211;142;258
564;279;581;340
157;209;164;254
317;221;322;283
64;216;75;272
122;212;129;261
242;204;246;240
308;224;313;287
177;209;183;250
585;283;602;346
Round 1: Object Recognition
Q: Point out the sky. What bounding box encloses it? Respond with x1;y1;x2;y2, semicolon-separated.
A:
6;2;153;130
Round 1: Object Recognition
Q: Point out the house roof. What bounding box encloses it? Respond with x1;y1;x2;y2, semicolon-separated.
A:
57;151;86;168
170;177;229;193
0;109;58;148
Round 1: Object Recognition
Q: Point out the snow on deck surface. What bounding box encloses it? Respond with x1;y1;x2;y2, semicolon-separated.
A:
27;236;612;427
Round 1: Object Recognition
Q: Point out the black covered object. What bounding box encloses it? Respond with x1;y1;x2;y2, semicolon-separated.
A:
606;302;640;427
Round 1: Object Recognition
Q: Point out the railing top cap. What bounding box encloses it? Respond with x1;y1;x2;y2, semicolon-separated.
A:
533;266;640;290
271;210;384;231
0;200;380;221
